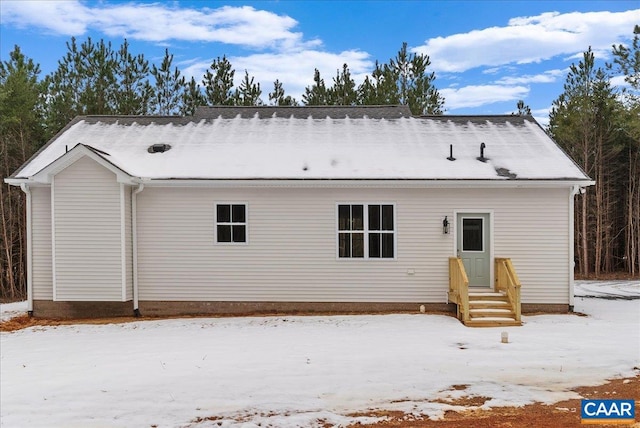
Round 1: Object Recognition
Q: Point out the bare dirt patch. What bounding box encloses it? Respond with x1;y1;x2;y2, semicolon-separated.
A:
576;272;640;280
348;376;640;427
0;314;143;332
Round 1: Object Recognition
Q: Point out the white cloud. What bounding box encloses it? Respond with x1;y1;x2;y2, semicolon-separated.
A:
1;1;311;49
610;74;630;88
496;69;566;85
482;67;502;75
531;107;552;116
563;48;611;62
440;85;529;109
531;107;552;127
1;0;92;35
414;9;640;73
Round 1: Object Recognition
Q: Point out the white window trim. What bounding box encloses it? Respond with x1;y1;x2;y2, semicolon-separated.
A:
214;202;249;245
335;202;397;261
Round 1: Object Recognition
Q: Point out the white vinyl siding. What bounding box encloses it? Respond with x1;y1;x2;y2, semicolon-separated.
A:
53;156;124;301
31;186;53;300
137;186;570;304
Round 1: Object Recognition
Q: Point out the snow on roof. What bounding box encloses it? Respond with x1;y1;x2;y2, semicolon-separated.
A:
12;108;590;181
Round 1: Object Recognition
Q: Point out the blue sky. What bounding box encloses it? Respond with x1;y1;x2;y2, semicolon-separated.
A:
1;1;638;124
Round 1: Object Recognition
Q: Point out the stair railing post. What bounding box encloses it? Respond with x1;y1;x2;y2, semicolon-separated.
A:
448;257;470;324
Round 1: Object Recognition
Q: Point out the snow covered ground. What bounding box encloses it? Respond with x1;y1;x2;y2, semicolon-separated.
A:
0;300;28;322
1;280;639;428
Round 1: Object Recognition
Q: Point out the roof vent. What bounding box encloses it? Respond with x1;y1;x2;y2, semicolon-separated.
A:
477;142;488;162
447;144;456;161
148;143;171;153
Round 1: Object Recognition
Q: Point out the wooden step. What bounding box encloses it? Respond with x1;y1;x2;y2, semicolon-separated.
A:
468;291;507;300
464;290;520;327
464;317;522;327
469;300;511;309
469;308;515;318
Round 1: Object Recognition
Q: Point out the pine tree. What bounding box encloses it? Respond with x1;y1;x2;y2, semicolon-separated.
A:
0;46;45;299
549;47;623;276
328;64;357;105
150;48;185;115
202;56;235;106
358;61;400;105
610;25;640;94
357;75;378;105
181;76;205;116
42;37;119;135
268;79;297;106
0;46;44;158
407;52;444;115
114;39;153;115
608;25;640;275
234;70;263;106
515;100;532;116
391;42;412;106
302;69;328;105
389;42;443;115
78;38;117;115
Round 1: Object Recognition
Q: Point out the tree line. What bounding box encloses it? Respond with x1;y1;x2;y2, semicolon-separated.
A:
39;38;445;138
1;30;638;299
549;26;640;278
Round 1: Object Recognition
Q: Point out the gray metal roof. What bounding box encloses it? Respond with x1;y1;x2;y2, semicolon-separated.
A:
7;106;591;183
194;105;412;119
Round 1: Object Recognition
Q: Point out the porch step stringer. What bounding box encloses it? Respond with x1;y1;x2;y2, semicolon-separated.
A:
464;291;522;327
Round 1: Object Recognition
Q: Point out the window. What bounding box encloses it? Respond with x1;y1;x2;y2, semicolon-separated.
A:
338;204;395;259
216;204;247;243
368;204;394;258
338;205;364;258
462;218;483;251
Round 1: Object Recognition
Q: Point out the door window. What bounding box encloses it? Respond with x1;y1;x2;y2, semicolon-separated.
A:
462;218;483;251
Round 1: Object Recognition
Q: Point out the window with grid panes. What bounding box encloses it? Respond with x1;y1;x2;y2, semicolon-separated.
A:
338;204;394;258
216;204;247;243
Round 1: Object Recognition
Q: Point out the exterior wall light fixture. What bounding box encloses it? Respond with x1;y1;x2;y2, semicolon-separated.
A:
443;216;449;234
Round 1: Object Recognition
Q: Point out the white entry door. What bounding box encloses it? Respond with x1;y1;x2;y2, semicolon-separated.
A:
457;213;491;287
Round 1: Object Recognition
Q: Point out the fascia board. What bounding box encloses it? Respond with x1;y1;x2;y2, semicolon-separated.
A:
133;178;596;189
4;178;51;187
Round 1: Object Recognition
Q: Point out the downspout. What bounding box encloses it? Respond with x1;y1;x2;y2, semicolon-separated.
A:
132;183;144;316
569;185;581;311
20;184;33;316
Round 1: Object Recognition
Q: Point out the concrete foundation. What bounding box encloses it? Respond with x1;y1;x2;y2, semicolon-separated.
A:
137;301;456;317
30;300;569;319
33;300;134;318
521;303;571;314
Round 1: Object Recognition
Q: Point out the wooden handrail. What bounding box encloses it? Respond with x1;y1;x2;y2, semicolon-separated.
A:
494;258;521;322
449;257;469;322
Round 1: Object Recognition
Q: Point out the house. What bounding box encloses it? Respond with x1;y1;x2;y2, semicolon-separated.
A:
5;105;594;324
